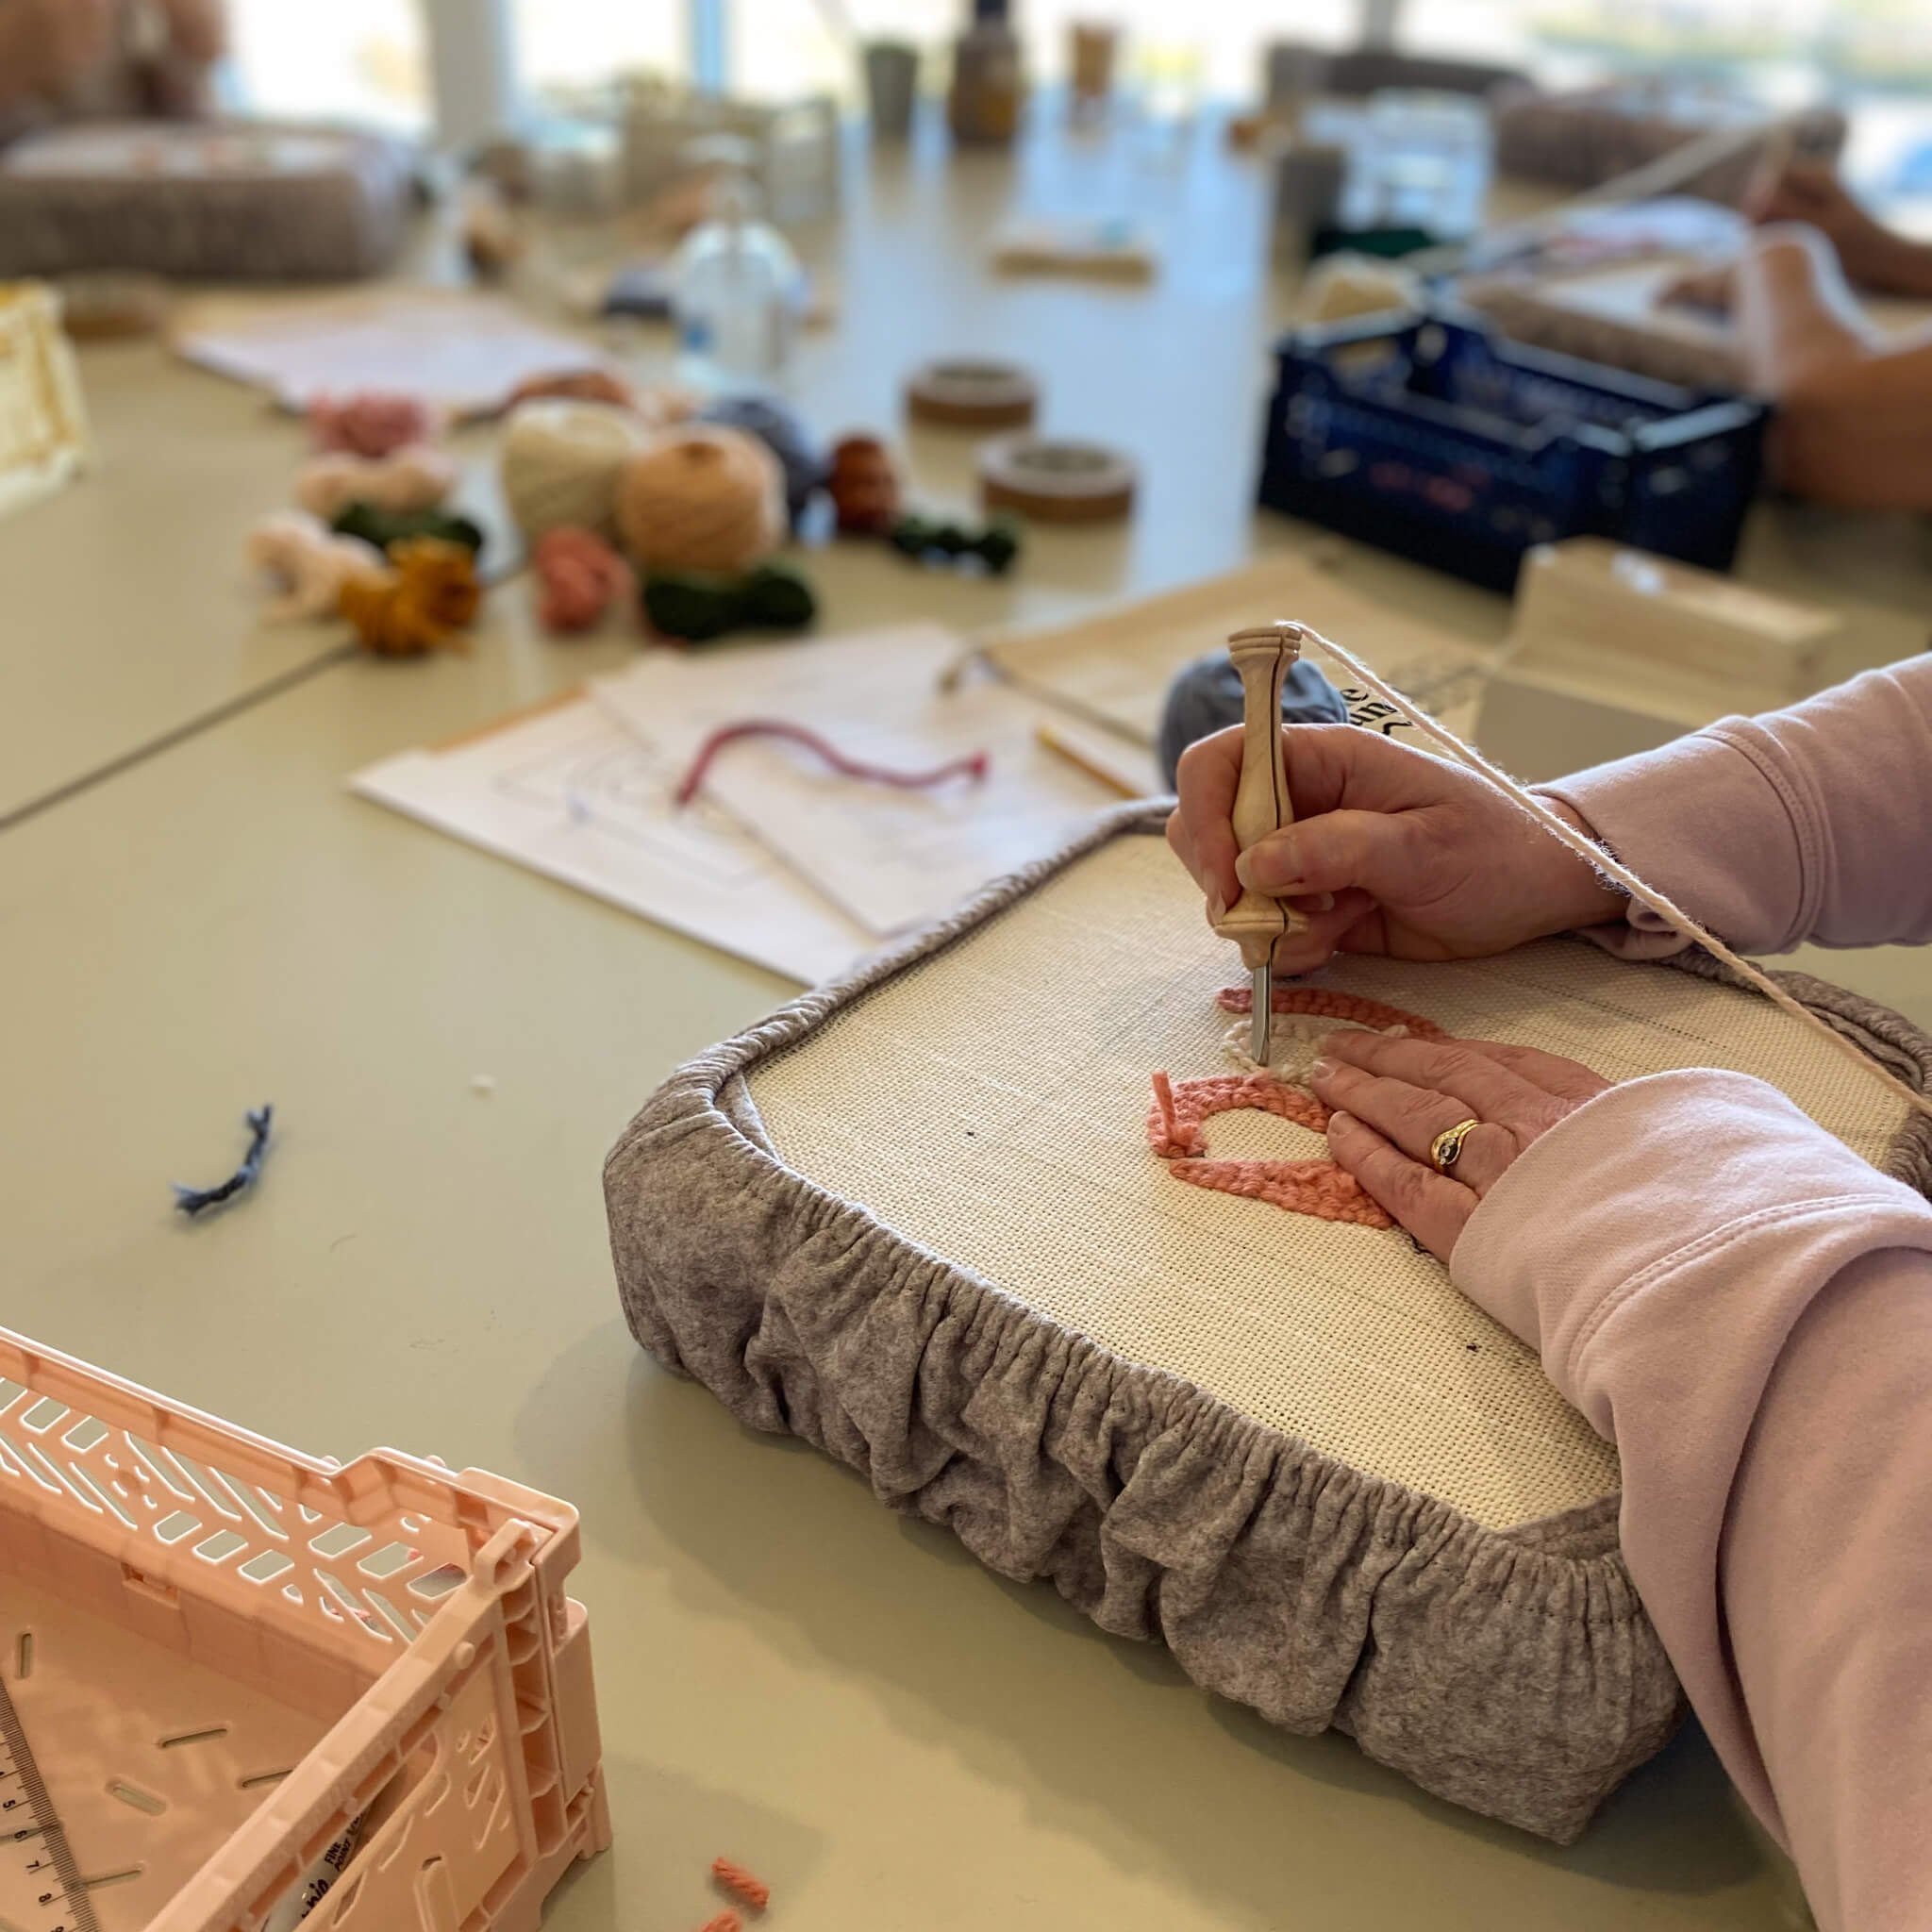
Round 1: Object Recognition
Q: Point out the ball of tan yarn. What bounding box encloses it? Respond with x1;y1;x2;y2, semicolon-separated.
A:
613;425;786;575
500;398;653;543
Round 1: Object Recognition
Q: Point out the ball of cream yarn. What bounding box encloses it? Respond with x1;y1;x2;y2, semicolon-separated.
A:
613;424;786;575
500;399;653;543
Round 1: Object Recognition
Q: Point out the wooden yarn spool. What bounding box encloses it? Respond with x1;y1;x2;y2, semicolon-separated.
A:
500;398;652;543
614;425;786;575
978;435;1136;523
906;358;1039;428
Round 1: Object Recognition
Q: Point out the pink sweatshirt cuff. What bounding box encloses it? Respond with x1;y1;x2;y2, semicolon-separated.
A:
1536;727;1808;959
1449;1070;1931;1398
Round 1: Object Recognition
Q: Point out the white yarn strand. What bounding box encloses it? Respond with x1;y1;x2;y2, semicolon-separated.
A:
1296;625;1932;1124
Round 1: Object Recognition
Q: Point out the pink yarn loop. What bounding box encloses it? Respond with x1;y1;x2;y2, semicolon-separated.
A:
673;720;991;808
1150;990;1450;1228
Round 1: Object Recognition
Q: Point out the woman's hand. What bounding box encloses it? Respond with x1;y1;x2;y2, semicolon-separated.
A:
1165;723;1625;975
1308;1031;1610;1261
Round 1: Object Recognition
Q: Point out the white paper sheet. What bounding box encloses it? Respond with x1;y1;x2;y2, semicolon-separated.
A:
592;625;1143;938
349;695;873;985
171;291;620;414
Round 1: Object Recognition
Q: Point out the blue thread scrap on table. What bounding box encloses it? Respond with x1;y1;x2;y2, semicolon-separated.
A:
174;1106;274;1218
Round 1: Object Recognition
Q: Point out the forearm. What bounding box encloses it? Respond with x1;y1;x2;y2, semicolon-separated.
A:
1451;1075;1932;1930
1731;225;1881;393
157;0;225;63
1540;658;1932;955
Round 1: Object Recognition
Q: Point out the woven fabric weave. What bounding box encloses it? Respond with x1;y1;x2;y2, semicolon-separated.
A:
743;833;1907;1530
605;808;1932;1842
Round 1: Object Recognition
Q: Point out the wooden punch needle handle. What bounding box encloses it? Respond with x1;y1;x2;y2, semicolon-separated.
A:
1212;621;1308;968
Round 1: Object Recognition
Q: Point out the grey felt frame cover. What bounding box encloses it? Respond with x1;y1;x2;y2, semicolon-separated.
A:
605;805;1932;1843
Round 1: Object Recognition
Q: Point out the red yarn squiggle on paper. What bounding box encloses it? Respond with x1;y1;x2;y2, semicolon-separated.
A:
673;719;990;808
1150;988;1446;1227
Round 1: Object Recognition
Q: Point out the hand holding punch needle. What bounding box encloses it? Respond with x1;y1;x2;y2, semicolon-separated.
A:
1213;622;1309;1063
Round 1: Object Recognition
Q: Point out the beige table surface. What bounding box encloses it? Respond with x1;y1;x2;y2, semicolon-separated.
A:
5;106;1929;1932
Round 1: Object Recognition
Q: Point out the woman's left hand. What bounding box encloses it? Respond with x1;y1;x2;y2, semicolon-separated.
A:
1308;1031;1611;1262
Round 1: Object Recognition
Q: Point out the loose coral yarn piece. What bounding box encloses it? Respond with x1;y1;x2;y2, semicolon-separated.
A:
696;1914;741;1932
533;525;633;633
1147;1069;1393;1228
674;719;990;808
1150;987;1447;1228
711;1858;771;1911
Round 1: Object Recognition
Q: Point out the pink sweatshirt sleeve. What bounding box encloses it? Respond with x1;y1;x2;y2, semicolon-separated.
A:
1537;656;1932;957
1452;1074;1932;1932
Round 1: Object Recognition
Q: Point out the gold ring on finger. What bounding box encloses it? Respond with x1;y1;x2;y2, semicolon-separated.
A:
1429;1118;1482;1174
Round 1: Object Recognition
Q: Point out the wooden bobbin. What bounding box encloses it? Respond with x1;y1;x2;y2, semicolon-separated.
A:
906;358;1039;428
978;435;1137;524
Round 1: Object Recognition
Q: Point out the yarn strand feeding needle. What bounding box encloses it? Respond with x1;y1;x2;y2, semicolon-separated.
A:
1214;623;1309;1063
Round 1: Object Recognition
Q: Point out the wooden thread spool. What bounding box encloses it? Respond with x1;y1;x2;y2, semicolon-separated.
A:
1212;622;1309;971
906;358;1039;428
613;425;786;575
978;435;1136;523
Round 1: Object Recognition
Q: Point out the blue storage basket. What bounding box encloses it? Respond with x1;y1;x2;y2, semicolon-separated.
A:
1257;311;1768;591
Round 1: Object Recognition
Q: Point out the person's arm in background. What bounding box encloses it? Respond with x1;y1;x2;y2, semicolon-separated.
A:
155;0;225;63
0;0;112;113
134;0;227;117
1720;226;1932;510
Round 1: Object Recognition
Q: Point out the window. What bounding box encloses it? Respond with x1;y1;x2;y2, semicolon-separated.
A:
516;0;684;96
226;0;427;130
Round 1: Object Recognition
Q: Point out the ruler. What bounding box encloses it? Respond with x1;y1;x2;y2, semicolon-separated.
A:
0;1674;99;1932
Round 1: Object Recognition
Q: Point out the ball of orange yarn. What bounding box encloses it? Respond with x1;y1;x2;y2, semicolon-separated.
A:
613;425;786;575
338;537;481;657
533;525;633;634
308;391;441;458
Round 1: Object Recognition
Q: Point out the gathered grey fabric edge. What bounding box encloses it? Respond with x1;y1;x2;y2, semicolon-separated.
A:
604;802;1932;1844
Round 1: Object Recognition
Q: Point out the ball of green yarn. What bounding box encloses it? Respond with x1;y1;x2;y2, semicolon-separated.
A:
331;501;487;557
642;560;817;642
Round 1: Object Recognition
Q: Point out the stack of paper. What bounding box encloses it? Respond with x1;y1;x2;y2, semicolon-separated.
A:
349;691;873;984
591;625;1141;939
352;625;1155;985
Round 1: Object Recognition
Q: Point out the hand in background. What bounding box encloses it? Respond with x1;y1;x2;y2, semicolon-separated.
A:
1744;157;1932;298
1165;723;1625;976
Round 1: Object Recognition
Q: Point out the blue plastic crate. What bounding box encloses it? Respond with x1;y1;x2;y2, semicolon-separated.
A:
1257;312;1768;591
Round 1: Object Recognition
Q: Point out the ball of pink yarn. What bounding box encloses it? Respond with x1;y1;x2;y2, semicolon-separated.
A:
534;526;633;634
308;391;441;458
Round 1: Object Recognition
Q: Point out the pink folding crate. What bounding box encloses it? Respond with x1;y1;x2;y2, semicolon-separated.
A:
0;1324;608;1931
